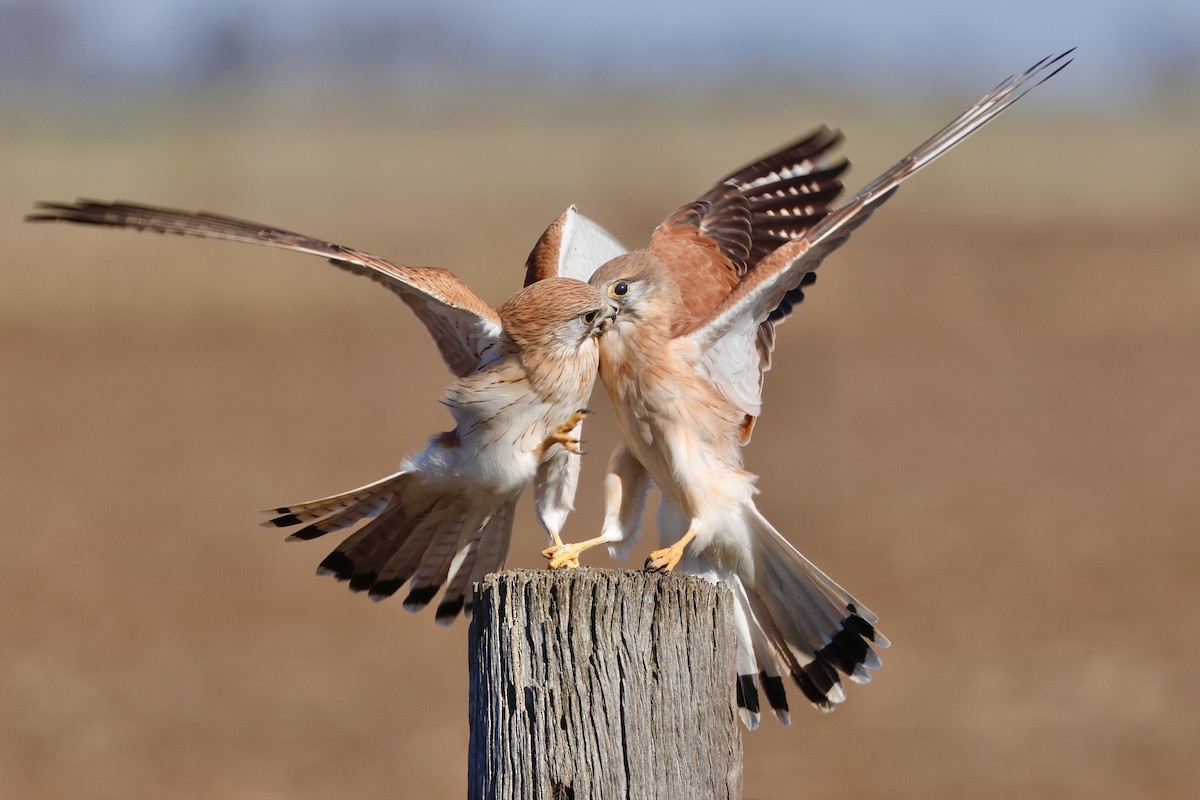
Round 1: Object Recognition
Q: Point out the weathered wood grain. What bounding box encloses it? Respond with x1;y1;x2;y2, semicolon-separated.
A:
467;568;741;800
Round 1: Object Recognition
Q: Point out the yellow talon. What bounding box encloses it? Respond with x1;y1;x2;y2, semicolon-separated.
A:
542;543;582;570
542;530;611;571
542;409;589;455
547;410;588;453
644;529;696;573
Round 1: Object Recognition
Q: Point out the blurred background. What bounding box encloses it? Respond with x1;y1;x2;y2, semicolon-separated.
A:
3;1;1198;798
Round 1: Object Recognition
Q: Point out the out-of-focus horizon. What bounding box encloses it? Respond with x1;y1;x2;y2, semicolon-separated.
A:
3;3;1199;800
2;0;1198;104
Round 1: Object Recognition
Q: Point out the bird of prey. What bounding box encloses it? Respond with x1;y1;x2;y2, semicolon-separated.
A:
566;50;1073;726
25;201;626;622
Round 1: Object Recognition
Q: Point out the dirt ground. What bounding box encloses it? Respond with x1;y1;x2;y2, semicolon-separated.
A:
2;93;1198;799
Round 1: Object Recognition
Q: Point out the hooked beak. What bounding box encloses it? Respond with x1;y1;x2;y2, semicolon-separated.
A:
596;303;619;335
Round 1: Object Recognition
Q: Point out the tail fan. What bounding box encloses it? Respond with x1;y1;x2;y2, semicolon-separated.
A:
260;470;406;537
438;497;519;623
680;552;794;730
264;471;507;623
739;507;889;715
462;500;517;619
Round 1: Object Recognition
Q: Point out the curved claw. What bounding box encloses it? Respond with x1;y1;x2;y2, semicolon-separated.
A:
643;529;696;573
541;409;590;456
644;549;683;573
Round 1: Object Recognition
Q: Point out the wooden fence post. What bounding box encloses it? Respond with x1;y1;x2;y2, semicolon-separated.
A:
467;568;741;800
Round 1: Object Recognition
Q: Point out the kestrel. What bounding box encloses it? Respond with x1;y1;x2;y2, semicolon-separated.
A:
25;201;625;622
575;51;1073;726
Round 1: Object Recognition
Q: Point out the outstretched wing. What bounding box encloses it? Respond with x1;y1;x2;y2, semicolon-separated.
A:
685;49;1075;407
648;126;849;425
522;204;627;286
25;200;504;377
660;125;848;275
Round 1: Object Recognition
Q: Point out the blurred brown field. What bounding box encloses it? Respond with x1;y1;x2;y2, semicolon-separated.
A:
2;91;1198;799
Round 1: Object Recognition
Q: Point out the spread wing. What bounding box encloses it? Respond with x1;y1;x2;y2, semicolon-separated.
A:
663;125;848;275
652;128;848;327
647;127;850;423
685;49;1075;409
25;200;504;377
522;204;627;286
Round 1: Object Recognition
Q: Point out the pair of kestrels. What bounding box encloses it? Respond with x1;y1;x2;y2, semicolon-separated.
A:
28;51;1071;727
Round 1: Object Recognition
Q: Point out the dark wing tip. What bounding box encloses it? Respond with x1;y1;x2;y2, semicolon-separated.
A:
1037;48;1076;85
284;525;332;542
263;513;304;529
26;199;95;224
402;583;440;611
367;578;405;601
434;595;466;623
316;550;356;580
347;570;379;593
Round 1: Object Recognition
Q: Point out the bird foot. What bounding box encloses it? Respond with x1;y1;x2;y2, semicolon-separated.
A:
644;546;685;573
644;530;696;573
541;543;583;570
543;409;589;455
542;532;610;570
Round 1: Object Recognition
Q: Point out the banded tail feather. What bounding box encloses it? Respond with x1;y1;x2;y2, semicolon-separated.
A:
261;471;405;530
749;507;888;713
435;498;518;624
725;570;792;728
704;507;888;724
265;471;509;623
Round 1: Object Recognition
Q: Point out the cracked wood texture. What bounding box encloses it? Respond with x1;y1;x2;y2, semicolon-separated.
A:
468;569;741;800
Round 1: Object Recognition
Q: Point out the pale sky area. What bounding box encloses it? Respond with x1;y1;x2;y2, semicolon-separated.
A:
2;0;1197;105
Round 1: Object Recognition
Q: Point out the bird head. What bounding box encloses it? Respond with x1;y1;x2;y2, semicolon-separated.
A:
498;277;615;356
588;251;673;333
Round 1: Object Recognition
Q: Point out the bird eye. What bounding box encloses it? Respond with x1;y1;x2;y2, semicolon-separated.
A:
611;281;629;297
581;309;599;325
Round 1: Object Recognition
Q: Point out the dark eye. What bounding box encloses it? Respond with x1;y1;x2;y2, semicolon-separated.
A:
612;281;629;297
581;309;599;324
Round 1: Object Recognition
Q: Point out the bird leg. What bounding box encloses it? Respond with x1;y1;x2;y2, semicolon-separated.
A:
540;409;589;456
542;532;611;570
644;529;696;573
